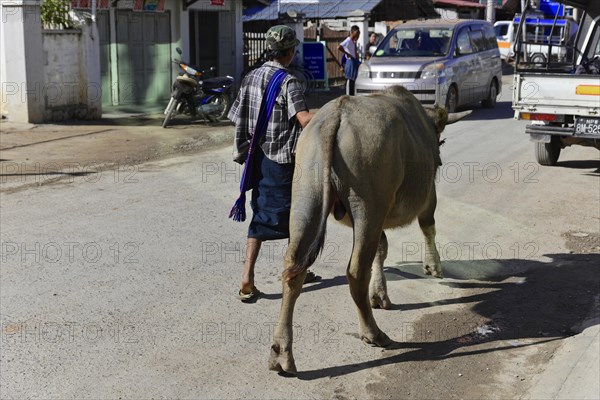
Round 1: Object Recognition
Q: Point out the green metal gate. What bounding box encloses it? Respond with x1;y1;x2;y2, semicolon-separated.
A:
116;11;171;106
97;11;112;108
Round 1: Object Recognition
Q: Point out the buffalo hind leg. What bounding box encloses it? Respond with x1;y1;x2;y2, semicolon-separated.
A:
348;225;391;346
418;190;442;278
268;268;308;375
369;231;391;309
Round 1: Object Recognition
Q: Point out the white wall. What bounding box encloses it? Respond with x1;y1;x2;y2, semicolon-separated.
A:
435;8;460;23
43;31;83;113
42;21;101;121
0;5;6;116
1;1;45;123
374;21;387;36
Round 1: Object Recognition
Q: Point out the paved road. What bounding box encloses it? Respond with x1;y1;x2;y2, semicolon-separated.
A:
1;82;599;399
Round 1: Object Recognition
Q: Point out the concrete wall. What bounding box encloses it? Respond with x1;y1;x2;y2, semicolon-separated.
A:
1;1;45;123
42;20;101;121
1;2;100;122
43;30;84;119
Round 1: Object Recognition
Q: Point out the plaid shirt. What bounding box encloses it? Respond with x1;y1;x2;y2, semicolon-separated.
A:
228;61;308;165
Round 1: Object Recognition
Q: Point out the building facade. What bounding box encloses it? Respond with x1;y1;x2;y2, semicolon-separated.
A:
95;0;244;110
1;0;245;122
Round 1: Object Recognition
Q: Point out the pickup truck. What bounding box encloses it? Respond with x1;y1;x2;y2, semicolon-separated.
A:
512;0;600;165
495;15;579;62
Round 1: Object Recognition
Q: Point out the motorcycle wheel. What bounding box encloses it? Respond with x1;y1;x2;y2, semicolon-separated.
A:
162;97;178;128
208;93;232;121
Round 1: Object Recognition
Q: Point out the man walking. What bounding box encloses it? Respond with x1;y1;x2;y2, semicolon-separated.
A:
228;25;317;303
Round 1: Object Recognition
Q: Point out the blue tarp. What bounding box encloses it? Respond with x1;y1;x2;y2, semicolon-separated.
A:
244;0;383;21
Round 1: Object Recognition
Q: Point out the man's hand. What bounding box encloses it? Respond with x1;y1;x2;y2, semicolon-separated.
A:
296;110;314;129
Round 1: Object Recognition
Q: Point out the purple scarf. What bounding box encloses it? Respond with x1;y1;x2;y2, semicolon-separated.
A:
229;68;288;222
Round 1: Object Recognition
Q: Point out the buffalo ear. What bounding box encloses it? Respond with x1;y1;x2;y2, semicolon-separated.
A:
423;106;448;135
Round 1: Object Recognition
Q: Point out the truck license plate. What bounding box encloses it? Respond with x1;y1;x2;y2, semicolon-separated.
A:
574;117;600;136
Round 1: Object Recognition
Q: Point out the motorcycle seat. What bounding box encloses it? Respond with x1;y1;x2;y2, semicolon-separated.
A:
176;75;198;86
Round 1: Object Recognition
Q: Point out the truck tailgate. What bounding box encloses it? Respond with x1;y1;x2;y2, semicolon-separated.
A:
513;73;600;116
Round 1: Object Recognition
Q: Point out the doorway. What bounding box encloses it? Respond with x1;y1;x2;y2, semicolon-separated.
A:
189;11;219;74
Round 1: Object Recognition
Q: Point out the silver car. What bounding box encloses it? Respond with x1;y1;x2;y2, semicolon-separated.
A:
355;19;502;112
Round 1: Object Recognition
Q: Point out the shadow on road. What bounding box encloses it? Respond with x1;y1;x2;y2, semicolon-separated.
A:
458;100;515;121
64;115;235;128
260;275;348;301
296;253;600;380
556;159;600;175
0;171;96;178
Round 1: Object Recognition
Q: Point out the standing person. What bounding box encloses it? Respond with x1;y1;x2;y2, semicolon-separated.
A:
228;25;318;303
366;32;378;59
338;25;361;96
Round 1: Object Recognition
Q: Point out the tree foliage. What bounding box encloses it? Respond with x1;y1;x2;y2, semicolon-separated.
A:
41;0;74;29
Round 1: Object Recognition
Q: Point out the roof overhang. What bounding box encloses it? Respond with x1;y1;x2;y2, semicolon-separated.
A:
558;0;599;18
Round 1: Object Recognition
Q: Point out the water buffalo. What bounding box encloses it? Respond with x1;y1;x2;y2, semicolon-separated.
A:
268;85;470;374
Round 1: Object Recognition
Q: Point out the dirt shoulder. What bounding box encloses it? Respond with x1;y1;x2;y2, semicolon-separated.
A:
0;87;345;193
0;116;234;193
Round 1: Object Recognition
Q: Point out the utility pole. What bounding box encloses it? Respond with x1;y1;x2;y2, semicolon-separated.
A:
486;0;496;24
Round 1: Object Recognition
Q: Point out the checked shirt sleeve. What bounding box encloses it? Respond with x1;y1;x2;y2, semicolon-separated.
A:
285;77;308;121
230;84;252;164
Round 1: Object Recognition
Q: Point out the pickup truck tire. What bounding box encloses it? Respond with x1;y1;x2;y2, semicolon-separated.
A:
535;138;561;166
446;85;458;113
482;81;497;108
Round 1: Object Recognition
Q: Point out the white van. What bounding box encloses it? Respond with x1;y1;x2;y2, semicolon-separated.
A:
356;19;502;113
493;20;514;59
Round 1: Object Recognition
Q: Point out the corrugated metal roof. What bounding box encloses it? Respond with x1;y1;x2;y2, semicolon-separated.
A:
244;0;384;21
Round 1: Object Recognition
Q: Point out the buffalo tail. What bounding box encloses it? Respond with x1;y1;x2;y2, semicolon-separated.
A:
283;99;344;281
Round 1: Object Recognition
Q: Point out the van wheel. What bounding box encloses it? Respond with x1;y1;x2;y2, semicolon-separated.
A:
482;81;497;108
445;85;458;113
535;137;561;166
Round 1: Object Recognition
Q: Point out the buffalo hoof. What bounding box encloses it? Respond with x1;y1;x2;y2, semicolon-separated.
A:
268;344;297;375
361;329;392;347
370;291;391;309
423;263;443;278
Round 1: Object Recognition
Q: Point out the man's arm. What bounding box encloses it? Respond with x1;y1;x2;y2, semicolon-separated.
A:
296;110;314;128
338;43;354;59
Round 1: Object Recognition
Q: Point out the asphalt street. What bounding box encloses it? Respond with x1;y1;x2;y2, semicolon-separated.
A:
1;82;599;399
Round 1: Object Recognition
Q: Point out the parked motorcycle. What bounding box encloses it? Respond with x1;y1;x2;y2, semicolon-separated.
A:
163;48;234;128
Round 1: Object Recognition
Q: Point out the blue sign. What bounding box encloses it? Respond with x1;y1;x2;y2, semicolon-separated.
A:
303;42;327;81
539;0;564;17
